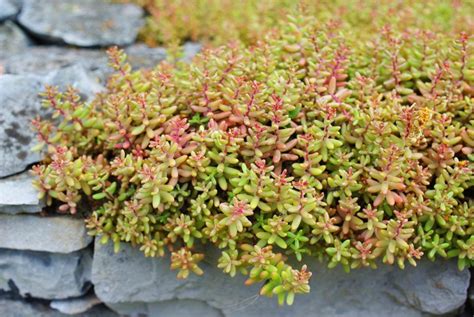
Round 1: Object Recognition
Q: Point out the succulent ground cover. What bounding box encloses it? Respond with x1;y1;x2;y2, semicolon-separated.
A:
32;6;473;306
126;0;474;47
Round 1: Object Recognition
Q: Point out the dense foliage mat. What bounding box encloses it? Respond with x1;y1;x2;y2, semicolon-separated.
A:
127;0;474;47
33;10;473;305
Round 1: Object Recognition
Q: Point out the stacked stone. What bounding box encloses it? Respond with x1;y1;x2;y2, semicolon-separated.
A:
0;0;163;315
0;0;472;316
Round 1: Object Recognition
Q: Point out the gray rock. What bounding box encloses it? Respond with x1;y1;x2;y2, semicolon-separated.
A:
93;240;470;317
470;280;473;309
0;74;43;177
0;66;106;177
389;261;470;315
45;64;105;99
3;46;108;77
108;299;224;317
0;0;18;21
0;248;92;299
124;44;167;70
0;299;66;317
181;42;202;62
0;21;31;60
0;298;118;317
0;171;42;214
0;214;92;253
18;0;144;47
50;293;102;315
3;45;171;83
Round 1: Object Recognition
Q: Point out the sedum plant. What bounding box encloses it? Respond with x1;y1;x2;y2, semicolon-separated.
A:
33;14;473;305
123;0;474;47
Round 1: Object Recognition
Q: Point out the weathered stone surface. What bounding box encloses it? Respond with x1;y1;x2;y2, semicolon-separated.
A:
2;43;198;79
0;215;92;253
0;0;18;21
18;0;143;47
0;171;42;214
45;64;105;99
3;46;108;77
108;299;224;317
0;21;31;60
389;262;471;315
124;44;167;70
181;42;202;62
469;278;473;309
93;240;470;317
50;293;102;315
0;75;43;177
0;65;106;177
0;298;118;317
0;248;92;299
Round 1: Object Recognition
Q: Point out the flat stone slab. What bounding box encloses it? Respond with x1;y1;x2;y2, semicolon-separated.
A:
0;248;91;299
18;0;144;47
2;46;108;77
93;240;470;317
0;0;18;21
0;299;118;317
2;44;197;80
50;293;102;315
0;21;31;60
45;64;105;99
0;68;105;178
0;214;92;253
0;74;43;177
0;171;42;214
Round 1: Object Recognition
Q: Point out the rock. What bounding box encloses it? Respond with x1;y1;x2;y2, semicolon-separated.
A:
0;299;66;317
18;0;144;47
0;65;107;177
0;171;42;214
181;42;202;62
0;0;18;21
2;46;108;77
45;64;105;99
0;248;92;299
469;279;473;309
0;214;92;253
0;74;43;177
50;293;102;315
93;240;470;317
109;299;224;317
2;42;201;82
0;21;31;60
124;44;167;70
389;261;471;315
0;298;119;317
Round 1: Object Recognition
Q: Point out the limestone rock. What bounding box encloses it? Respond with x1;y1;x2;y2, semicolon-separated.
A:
18;0;143;47
0;65;108;177
0;75;43;177
2;46;108;77
45;64;105;99
0;214;92;253
124;44;167;70
181;42;202;62
0;0;18;21
469;280;473;310
0;298;118;317
0;171;42;214
0;248;92;299
50;293;102;315
108;299;224;317
2;43;200;85
0;21;31;60
93;240;470;317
